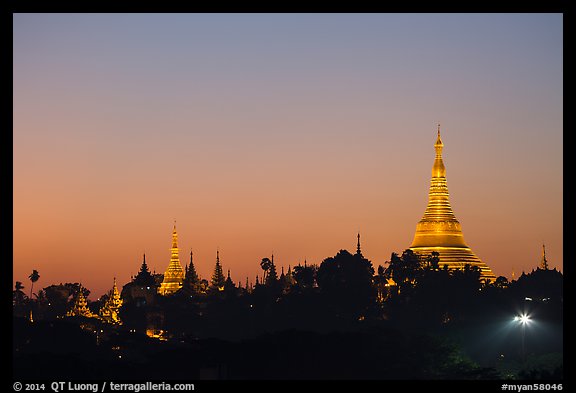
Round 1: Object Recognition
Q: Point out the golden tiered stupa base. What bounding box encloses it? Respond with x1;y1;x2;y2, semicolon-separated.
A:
410;246;496;281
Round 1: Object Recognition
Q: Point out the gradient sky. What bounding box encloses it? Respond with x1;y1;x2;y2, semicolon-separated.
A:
13;13;563;298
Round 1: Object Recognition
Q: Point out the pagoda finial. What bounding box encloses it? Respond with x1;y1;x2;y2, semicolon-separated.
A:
435;123;443;149
432;125;445;177
356;232;362;255
217;248;220;263
171;222;179;249
540;244;549;270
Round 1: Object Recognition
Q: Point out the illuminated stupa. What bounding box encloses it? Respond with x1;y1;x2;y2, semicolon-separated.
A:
67;285;94;317
99;277;123;324
158;223;185;295
409;126;496;282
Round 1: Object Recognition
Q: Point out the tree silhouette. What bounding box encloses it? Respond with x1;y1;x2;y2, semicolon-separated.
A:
265;259;278;286
13;281;27;306
41;283;90;318
28;270;40;299
385;249;423;294
426;251;440;270
316;249;375;317
292;263;316;290
34;289;47;304
260;258;271;283
374;265;388;303
493;275;509;289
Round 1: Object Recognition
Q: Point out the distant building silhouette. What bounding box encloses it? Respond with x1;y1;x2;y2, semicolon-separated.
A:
356;233;363;257
409;126;496;281
540;244;549;270
122;253;158;306
210;250;225;291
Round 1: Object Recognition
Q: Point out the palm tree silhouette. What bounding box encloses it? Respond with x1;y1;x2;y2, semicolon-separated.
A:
28;270;40;299
260;258;271;283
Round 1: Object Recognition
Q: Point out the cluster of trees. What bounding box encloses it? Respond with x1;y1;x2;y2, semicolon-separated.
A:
13;247;563;380
14;246;563;330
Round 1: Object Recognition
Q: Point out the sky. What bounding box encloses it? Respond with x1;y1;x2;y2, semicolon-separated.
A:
13;13;563;298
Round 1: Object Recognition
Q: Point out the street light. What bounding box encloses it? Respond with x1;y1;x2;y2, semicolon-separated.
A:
513;313;531;362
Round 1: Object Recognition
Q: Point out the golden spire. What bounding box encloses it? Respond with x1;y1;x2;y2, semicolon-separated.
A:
412;125;460;244
540;244;549;270
432;124;446;178
99;277;123;324
172;221;178;249
158;222;185;295
410;126;496;281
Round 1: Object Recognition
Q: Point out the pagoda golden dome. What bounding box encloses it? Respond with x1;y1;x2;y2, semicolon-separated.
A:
410;125;496;282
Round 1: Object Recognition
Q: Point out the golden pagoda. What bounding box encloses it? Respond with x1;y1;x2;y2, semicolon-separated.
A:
409;126;496;282
99;277;123;324
67;285;94;317
158;223;185;295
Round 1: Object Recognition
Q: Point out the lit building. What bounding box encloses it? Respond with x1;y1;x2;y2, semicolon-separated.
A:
67;285;94;318
158;223;185;295
99;277;123;324
409;126;496;282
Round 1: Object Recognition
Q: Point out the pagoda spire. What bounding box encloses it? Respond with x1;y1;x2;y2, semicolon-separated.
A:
540;244;549;270
356;232;362;256
158;222;185;295
134;252;155;287
171;221;178;248
210;249;225;290
99;277;123;324
140;253;150;274
410;126;495;281
186;249;199;283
